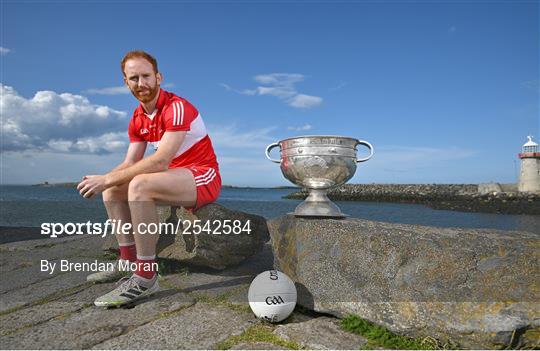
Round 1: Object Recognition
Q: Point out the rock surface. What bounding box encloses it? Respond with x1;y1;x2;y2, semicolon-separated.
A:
2;232;372;349
92;303;256;350
103;204;270;270
159;204;270;270
268;215;540;349
274;316;368;349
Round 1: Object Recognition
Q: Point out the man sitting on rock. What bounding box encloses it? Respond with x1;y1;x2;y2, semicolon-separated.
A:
77;50;221;307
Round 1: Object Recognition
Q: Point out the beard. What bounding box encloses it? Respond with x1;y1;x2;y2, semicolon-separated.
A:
130;83;160;104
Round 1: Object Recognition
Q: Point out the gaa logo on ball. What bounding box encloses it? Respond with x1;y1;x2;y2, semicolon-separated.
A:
248;270;297;323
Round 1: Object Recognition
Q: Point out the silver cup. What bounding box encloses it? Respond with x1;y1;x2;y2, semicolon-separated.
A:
266;135;374;218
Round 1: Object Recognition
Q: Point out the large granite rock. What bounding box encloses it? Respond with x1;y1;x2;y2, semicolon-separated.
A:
103;204;270;269
103;204;269;270
158;204;269;270
268;215;540;349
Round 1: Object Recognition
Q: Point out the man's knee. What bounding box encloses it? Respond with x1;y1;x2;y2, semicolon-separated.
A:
128;174;153;201
103;184;128;202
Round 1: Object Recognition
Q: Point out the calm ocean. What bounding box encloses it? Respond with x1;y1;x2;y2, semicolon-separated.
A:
0;185;539;235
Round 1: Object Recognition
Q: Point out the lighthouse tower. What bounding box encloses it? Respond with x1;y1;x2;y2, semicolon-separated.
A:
518;136;540;193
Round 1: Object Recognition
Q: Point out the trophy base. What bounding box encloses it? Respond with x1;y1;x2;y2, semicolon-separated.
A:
292;190;348;218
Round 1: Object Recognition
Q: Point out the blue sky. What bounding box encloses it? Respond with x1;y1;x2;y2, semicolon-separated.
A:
1;0;538;186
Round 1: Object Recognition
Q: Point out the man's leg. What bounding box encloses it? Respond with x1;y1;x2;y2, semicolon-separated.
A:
102;183;136;247
94;168;199;307
87;183;136;283
127;168;197;278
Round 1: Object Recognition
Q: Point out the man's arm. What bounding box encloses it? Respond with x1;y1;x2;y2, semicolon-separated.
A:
110;142;148;173
78;132;186;198
105;131;186;188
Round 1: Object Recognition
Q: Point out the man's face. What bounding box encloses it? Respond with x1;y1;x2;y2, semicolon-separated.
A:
123;58;162;104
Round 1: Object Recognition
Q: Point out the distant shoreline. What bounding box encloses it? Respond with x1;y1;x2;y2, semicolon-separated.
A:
26;182;299;190
285;184;540;215
5;182;539;215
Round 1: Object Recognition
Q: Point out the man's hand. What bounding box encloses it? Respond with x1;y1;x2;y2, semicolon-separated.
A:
77;175;108;199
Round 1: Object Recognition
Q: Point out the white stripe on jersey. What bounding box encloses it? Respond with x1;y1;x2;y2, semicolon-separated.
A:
173;114;208;158
173;102;180;126
172;102;184;126
194;168;214;180
195;169;215;184
196;172;217;186
179;101;184;125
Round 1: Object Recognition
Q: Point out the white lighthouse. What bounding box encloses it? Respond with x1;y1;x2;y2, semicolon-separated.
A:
518;136;540;193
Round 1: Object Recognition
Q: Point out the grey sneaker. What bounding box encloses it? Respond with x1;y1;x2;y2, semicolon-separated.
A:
86;259;132;283
94;274;159;307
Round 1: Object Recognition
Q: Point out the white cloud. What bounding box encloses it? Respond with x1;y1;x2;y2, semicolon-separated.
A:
208;124;276;149
47;132;128;154
221;73;323;109
84;82;174;95
329;81;347;92
254;73;304;86
0;84;128;154
287;124;312;131
346;144;481;184
219;83;257;95
205;124;286;186
83;86;129;95
521;80;539;92
257;86;296;99
0;47;11;55
287;94;322;108
220;83;232;91
365;145;478;171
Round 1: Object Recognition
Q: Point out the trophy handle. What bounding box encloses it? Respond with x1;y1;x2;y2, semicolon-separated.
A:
355;140;374;163
265;142;281;163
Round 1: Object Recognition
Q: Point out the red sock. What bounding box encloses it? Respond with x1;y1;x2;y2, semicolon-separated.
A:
119;242;137;262
135;255;157;279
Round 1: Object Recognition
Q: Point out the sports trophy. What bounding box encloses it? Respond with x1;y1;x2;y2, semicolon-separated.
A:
266;136;374;218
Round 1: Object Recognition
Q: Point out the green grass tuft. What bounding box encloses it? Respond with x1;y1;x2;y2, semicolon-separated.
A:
215;323;301;350
101;251;119;261
156;257;189;275
341;314;457;350
190;289;253;314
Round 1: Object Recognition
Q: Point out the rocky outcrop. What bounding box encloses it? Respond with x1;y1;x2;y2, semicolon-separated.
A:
0;234;370;350
268;215;540;349
285;184;540;214
103;204;270;270
158;204;269;270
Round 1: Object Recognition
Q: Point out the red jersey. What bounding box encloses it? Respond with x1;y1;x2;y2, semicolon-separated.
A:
128;89;219;170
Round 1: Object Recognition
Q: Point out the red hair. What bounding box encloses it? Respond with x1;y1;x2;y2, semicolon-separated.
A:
121;51;158;76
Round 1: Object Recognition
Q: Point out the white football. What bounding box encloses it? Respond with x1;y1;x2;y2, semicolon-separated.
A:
248;270;297;323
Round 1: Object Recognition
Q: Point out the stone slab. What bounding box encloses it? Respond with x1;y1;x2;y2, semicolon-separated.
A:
160;242;274;301
0;288;195;349
92;302;257;349
274;316;367;349
0;268;92;313
0;235;104;292
0;283;116;336
230;341;285;349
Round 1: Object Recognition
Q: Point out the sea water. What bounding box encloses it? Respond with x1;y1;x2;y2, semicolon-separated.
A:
1;185;539;235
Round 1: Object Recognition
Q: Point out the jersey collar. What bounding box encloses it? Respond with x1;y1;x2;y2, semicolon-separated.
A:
136;88;167;117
